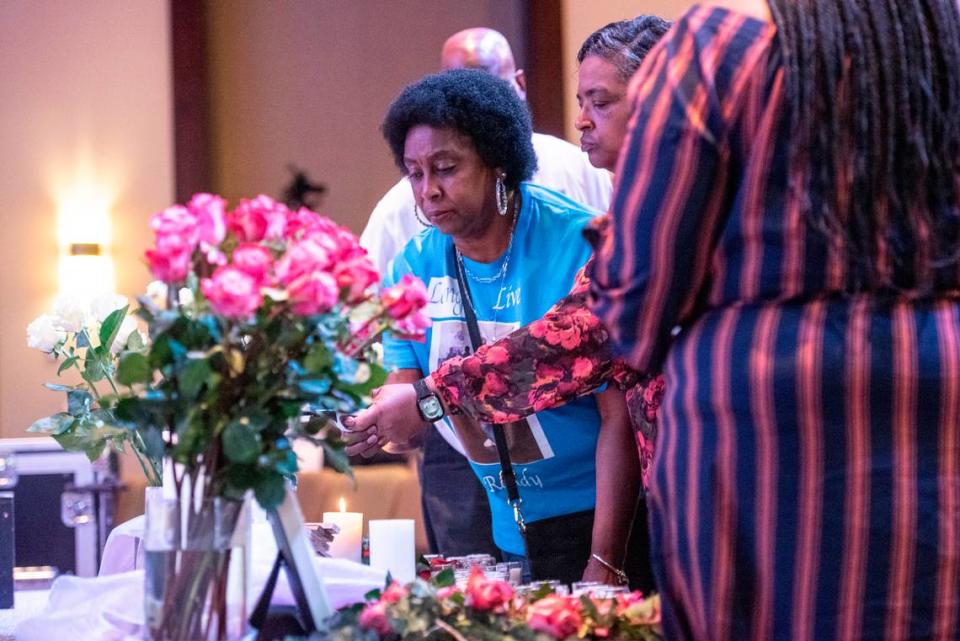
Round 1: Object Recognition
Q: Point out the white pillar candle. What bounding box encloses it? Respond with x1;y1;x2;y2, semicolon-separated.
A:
369;519;415;583
322;498;363;563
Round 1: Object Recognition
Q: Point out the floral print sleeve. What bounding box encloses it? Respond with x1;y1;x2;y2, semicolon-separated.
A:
432;216;642;423
430;216;666;487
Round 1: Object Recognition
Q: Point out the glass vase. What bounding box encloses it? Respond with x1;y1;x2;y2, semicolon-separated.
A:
143;496;249;641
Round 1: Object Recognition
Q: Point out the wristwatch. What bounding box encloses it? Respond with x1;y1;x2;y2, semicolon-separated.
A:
413;378;445;422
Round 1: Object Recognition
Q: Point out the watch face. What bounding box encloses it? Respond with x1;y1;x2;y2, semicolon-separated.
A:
419;396;443;420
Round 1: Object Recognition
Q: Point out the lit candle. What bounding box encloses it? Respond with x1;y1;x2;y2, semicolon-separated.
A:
322;498;363;563
369;519;415;583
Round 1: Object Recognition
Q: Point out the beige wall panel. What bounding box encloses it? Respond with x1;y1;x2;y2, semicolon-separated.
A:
0;1;174;438
207;0;526;234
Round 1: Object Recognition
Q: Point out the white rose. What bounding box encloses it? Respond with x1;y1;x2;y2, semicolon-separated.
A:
89;293;128;322
27;314;65;353
178;287;194;307
51;294;90;333
146;280;168;309
111;316;139;354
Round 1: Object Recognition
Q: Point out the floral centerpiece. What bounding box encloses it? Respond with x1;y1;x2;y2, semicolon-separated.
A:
323;567;662;641
28;193;429;641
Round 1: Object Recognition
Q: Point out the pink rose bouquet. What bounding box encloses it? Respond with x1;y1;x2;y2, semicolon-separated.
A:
31;192;429;511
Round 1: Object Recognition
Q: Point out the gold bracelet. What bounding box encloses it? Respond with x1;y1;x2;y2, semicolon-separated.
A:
590;553;629;585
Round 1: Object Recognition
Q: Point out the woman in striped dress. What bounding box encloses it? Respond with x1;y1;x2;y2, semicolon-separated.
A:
591;1;960;639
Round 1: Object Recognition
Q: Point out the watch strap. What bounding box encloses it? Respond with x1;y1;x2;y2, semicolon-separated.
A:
413;378;444;421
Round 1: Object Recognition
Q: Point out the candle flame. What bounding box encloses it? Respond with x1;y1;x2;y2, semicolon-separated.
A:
339;497;346;513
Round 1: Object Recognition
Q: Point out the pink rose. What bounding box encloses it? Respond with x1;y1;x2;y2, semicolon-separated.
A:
381;582;408;604
227;195;288;242
436;586;460;600
382;274;428;320
332;256;379;304
150;205;199;243
615;591;661;625
391;309;430;341
200;266;262;318
286;272;339;315
332;227;366;260
187;193;227;247
527;594;582;639
145;234;194;282
231;243;274;285
284;207;327;240
465;566;514;612
275;236;335;287
358;601;392;636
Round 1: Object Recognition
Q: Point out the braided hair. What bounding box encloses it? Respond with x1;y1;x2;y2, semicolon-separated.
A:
768;0;960;292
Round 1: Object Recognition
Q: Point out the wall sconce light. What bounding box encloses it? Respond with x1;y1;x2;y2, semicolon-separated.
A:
57;189;115;299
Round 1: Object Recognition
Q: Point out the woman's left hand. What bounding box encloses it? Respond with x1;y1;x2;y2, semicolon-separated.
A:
343;383;428;456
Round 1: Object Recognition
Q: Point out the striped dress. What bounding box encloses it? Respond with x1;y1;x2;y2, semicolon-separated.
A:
590;5;960;641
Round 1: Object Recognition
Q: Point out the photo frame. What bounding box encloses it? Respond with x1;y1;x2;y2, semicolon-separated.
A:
250;484;333;634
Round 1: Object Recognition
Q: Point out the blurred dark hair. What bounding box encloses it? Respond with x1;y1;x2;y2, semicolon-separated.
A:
577;15;672;82
381;69;536;191
769;0;960;290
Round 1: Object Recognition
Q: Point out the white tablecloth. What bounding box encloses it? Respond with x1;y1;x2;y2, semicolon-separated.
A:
13;518;386;640
0;591;50;641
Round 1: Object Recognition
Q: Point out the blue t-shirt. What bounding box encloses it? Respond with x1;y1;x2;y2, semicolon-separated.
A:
384;183;601;554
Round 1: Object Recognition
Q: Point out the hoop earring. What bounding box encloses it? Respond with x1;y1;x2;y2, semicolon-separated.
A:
414;203;432;227
496;174;509;216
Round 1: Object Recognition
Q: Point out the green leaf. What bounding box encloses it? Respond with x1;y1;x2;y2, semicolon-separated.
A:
83;348;107;382
149;334;186;368
433;568;455;588
136;426;166;461
117;353;152;386
333;363;388;400
52;425;127;462
126;330;145;352
27;413;75;435
304;343;333;374
148;334;172;369
320;438;354;480
57;355;80;375
178;358;211;400
174;413;209;460
98;306;128;352
273;448;299;476
225;464;259;493
67;390;93;415
241;410;271;433
223;419;261;464
254;472;286;509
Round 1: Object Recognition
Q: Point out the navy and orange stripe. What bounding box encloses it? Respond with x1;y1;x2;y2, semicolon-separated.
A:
590;4;960;640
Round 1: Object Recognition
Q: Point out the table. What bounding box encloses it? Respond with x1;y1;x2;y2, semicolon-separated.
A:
0;591;50;641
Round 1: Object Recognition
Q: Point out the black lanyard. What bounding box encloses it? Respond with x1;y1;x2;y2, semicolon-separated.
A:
452;246;528;535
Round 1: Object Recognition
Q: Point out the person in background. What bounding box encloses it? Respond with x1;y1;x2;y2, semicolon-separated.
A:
345;16;671;591
360;27;613;277
590;0;960;638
